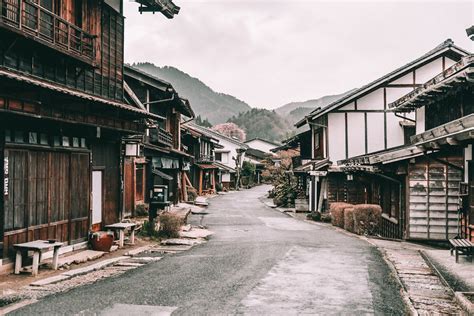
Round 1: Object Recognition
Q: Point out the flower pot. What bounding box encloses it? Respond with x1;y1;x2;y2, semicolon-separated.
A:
90;231;114;252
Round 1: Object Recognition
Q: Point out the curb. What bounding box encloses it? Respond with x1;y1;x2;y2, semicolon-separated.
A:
420;250;472;314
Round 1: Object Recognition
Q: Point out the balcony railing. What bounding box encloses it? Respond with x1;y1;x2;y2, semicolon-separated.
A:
0;0;95;62
150;127;173;147
197;154;214;163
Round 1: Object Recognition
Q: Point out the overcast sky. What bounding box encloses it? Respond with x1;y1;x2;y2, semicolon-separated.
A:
123;0;473;109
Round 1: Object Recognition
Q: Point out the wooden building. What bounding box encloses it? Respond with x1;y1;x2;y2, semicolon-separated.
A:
123;66;194;215
0;0;171;260
335;54;473;241
294;40;469;225
184;123;248;190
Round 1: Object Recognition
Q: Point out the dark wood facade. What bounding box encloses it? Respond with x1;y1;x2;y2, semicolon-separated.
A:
0;1;153;260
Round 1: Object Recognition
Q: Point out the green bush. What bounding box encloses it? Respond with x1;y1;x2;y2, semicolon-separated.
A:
158;213;182;238
140;220;159;238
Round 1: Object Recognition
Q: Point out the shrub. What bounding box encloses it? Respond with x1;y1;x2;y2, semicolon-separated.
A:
330;202;353;228
320;213;332;223
135;203;148;216
140;220;159;238
343;207;355;233
158;212;182;238
307;212;321;222
353;204;382;236
187;187;198;202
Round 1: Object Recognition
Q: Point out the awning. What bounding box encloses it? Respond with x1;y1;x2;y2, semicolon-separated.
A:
294;159;330;173
152;169;174;181
0;69;163;121
338;145;430;166
197;164;218;170
212;161;236;173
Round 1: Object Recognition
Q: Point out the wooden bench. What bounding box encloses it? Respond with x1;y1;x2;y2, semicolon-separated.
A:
14;240;63;276
449;238;474;263
104;223;137;248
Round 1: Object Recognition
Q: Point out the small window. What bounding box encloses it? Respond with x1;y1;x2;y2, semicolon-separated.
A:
215;153;222;161
29;132;38;144
72;137;80;148
5;130;11;142
40;133;49;145
62;136;70;147
14;131;24;143
314;133;320;150
53;136;61;147
80;138;87;148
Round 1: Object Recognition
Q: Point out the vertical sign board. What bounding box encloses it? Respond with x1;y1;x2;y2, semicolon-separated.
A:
3;152;8;199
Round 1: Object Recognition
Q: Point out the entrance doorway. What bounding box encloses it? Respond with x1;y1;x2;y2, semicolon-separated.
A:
92;170;103;225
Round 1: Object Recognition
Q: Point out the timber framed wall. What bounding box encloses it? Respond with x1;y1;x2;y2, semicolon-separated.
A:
2;146;90;259
407;152;463;240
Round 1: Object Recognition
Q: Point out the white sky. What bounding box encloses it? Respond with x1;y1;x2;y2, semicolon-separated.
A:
124;0;473;109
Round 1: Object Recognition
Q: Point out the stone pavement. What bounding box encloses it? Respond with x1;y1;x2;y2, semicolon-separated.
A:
367;238;465;314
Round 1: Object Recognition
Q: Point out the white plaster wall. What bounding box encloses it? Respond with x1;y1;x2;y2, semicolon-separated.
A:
347;113;365;158
445;57;458;69
386;87;414;104
245;139;275;153
366;113;385;153
357;88;384;110
214;137;244;169
416;107;425;134
340;101;355;110
386;113;405;148
328;113;346;163
415;57;443;83
391;72;413;84
222;173;231;182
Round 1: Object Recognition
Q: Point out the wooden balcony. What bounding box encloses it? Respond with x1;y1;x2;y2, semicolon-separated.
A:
197;154;214;163
149;127;173;147
0;0;95;64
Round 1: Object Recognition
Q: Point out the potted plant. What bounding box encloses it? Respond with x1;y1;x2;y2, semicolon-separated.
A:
89;231;114;252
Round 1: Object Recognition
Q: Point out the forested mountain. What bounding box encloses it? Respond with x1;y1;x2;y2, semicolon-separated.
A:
129;62;353;142
227;108;292;143
131;62;251;124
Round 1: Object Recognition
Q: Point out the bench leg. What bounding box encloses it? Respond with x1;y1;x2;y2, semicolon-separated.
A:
130;229;135;245
119;230;124;248
14;250;22;275
52;247;60;270
455;249;459;263
32;251;40;276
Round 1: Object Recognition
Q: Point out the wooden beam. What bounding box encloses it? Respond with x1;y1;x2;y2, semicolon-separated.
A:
198;170;203;196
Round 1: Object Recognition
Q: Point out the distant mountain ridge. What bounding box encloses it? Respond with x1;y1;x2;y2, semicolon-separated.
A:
130;62;354;142
131;62;252;124
274;90;356;125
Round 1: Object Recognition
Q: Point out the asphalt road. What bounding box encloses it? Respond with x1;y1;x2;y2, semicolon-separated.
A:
13;185;405;315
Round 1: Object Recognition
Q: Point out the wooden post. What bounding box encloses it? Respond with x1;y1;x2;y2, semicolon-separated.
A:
199;170;203;196
32;251;40;276
118;230;124;248
212;170;216;193
182;172;188;201
15;250;22;274
52;246;60;270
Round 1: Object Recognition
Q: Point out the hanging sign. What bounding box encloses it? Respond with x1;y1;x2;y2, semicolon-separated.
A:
4;155;8;197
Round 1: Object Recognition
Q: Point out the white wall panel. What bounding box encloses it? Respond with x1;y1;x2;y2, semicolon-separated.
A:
386;87;414;104
347;113;366;158
445;57;458;69
340;102;355;110
391;72;413;84
328;113;346;163
386;113;405;148
367;113;385;153
415;58;443;83
416;107;425;134
357;88;384;110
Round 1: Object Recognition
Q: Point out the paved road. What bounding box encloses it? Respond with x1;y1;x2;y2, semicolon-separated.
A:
13;185;405;315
